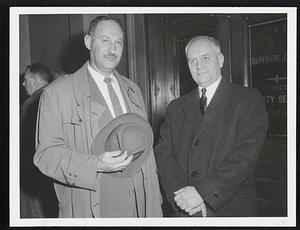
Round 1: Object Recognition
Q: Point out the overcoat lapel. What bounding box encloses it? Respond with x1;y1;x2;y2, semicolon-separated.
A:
72;62;112;141
114;71;145;117
193;77;231;140
181;89;202;133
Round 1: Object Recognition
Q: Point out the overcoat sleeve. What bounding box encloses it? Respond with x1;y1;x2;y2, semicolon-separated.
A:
154;102;189;209
195;90;269;211
34;89;99;191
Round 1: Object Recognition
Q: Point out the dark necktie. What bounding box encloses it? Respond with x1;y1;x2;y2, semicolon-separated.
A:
200;88;207;116
104;77;123;117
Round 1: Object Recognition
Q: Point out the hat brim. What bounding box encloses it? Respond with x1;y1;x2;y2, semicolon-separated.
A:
91;113;153;178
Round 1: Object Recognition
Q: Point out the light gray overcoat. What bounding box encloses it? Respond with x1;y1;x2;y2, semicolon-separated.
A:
34;62;162;217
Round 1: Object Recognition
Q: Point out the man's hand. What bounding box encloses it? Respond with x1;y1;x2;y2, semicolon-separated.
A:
188;202;207;217
174;186;206;217
97;150;133;173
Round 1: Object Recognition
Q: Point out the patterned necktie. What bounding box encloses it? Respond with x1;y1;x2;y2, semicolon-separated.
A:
104;77;123;117
200;88;207;116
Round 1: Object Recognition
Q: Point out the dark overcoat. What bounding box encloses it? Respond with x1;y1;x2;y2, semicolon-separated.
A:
20;86;57;218
155;77;268;217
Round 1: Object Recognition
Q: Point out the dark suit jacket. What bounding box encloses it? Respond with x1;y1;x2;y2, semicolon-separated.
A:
20;86;58;218
155;77;269;217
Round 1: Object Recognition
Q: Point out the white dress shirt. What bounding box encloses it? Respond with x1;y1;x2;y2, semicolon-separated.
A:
198;77;222;106
88;64;127;118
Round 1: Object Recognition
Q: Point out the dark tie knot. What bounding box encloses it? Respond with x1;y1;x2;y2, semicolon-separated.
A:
104;77;113;84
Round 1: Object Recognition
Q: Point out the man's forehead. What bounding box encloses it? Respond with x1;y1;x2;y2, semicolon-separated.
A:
187;40;215;56
94;20;123;37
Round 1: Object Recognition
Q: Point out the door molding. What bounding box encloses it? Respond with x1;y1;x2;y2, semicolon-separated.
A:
126;14;151;118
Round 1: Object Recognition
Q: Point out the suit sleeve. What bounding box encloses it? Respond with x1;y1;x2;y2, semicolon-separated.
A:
154;102;189;209
34;90;99;191
195;90;269;211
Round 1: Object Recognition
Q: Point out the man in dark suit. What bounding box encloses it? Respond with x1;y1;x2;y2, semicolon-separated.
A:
20;63;57;217
155;36;269;217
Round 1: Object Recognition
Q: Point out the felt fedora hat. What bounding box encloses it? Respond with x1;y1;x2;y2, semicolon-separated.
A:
91;113;153;178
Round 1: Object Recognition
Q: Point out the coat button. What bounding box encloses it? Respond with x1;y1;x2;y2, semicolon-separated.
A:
193;139;200;145
213;194;218;198
191;171;198;177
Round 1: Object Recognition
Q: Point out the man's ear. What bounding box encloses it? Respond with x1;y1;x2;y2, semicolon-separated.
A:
84;34;92;50
217;53;224;68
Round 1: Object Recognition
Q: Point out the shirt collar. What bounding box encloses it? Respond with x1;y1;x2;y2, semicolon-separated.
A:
198;77;221;96
87;63;115;83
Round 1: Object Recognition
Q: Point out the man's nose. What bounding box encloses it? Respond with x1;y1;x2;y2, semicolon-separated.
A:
196;60;203;70
108;43;116;54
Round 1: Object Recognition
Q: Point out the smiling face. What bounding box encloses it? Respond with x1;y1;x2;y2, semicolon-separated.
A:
84;19;124;76
186;38;224;88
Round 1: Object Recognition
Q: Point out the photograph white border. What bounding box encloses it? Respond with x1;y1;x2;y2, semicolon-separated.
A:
10;6;297;227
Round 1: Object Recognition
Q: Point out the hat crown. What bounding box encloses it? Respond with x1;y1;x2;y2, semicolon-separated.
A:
91;113;153;177
105;123;147;158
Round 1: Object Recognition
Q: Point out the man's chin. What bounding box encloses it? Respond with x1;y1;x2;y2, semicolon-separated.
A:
103;62;120;71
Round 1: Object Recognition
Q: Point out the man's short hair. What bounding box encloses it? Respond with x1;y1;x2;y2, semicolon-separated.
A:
26;63;52;83
185;36;221;55
88;15;124;35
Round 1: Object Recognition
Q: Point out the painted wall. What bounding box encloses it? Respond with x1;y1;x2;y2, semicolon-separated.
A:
19;15;31;75
29;15;70;73
19;14;129;103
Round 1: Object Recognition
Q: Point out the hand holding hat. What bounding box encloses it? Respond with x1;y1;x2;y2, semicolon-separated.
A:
96;150;133;173
92;113;154;177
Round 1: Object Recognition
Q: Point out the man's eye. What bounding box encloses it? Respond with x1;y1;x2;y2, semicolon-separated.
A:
115;41;123;47
203;56;209;60
102;39;110;44
189;59;196;64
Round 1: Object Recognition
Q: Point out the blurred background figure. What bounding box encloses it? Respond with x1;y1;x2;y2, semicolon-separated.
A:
53;70;67;80
20;63;57;218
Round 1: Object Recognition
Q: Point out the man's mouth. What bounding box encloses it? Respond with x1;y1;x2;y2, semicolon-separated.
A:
105;54;117;60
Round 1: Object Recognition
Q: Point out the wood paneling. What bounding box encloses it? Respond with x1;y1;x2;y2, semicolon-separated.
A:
126;15;151;116
146;15;166;143
230;15;247;86
217;15;232;81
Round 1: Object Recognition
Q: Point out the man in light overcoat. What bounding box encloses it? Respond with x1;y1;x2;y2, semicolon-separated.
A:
34;16;162;218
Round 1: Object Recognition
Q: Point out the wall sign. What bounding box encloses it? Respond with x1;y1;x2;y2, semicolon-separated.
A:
249;18;287;136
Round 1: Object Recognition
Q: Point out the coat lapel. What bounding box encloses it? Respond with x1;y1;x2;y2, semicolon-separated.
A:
193;77;231;140
114;71;145;117
181;89;202;133
72;62;111;142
